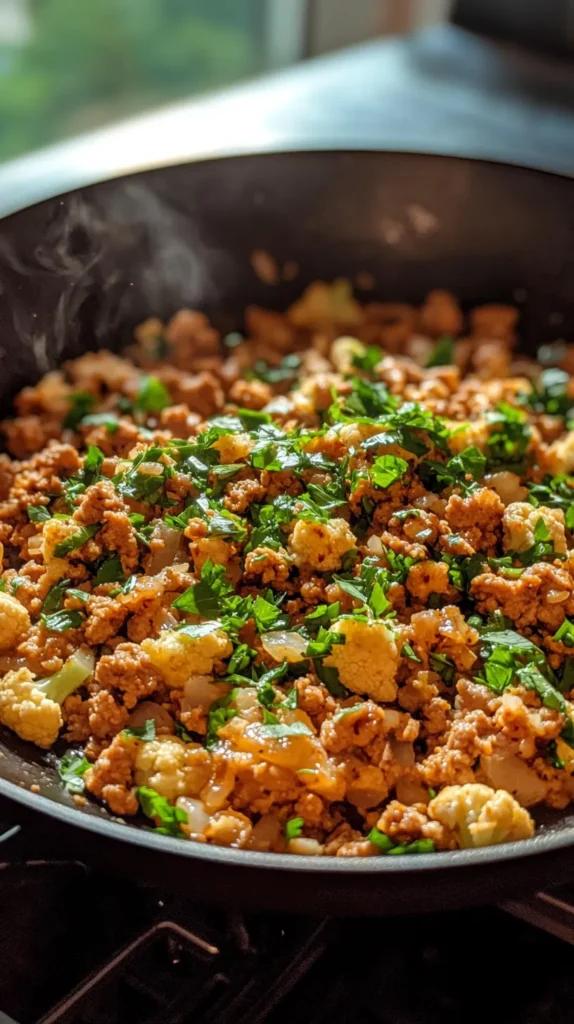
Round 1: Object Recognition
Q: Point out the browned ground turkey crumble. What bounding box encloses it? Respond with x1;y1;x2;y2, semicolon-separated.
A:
0;279;573;855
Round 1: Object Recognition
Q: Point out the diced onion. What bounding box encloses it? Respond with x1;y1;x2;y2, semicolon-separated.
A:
127;701;174;733
288;837;324;855
234;687;259;715
261;630;307;663
250;813;281;851
484;471;527;506
480;751;547;807
147;521;186;575
183;675;228;709
200;761;236;813
28;535;43;556
158;609;179;631
56;647;95;686
139;462;164;477
396;777;430;804
176;796;210;834
366;535;383;554
389;739;415;767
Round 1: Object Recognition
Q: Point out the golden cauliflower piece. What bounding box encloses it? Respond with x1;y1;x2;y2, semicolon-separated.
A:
546;432;574;476
288;517;356;572
428;783;534;849
502;502;567;555
0;592;30;652
0;667;62;749
330;336;366;373
324;617;399;701
141;626;232;687
288;279;363;330
41;517;78;563
445;418;489;454
212;432;253;464
134;735;211;801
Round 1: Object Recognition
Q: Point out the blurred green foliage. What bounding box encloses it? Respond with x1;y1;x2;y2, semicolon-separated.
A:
0;0;265;160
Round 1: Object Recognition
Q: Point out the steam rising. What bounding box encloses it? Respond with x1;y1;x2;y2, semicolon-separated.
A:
0;176;230;403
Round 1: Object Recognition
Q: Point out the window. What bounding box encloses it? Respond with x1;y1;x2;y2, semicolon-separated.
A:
0;0;452;164
0;0;267;162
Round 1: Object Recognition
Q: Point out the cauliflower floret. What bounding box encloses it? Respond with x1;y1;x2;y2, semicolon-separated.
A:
546;432;574;476
0;649;94;749
0;592;30;652
288;279;363;330
288;517;356;573
0;667;62;748
41;517;78;563
141;626;232;687
212;432;253;464
446;418;489;455
188;535;232;572
324;617;399;701
428;783;534;848
502;502;567;555
330;336;366;373
338;422;385;451
484;471;527;507
41;518;85;583
134;735;212;801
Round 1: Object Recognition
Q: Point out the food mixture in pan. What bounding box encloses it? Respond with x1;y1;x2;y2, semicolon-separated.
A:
1;281;574;856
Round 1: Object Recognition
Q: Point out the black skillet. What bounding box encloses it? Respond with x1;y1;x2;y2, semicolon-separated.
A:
0;150;573;915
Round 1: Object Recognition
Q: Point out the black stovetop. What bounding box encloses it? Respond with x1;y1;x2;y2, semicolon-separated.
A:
1;793;573;1024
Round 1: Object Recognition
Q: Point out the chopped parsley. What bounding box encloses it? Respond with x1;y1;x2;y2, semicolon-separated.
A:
285;817;305;842
525;368;574;421
429;652;456;685
485;403;531;474
137;786;187;836
53;523;101;558
401;642;422;663
527;474;574;530
371;455;408;490
63;391;96;431
80;412;120;434
122;719;156;741
426;335;454;368
41;609;85;632
42;578;72;614
58;751;91;793
420;446;486;494
252;592;288;633
27;504;51;524
257;721;313;739
352;345;384;373
248;354;301;386
136;375;171;413
553;619;574;649
205;696;238;750
93;555;125;586
368;827;435;855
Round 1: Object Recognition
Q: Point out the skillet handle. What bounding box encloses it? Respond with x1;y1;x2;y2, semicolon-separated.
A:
503;891;574;945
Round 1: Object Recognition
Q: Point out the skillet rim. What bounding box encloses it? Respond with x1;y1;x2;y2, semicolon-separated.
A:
0;144;572;227
1;773;574;873
1;146;574;875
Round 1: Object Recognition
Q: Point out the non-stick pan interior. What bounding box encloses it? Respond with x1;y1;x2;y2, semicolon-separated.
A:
0;150;573;407
0;150;574;909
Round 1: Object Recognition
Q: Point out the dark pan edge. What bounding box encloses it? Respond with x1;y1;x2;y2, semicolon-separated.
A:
0;146;573;227
1;774;573;875
0;143;572;222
